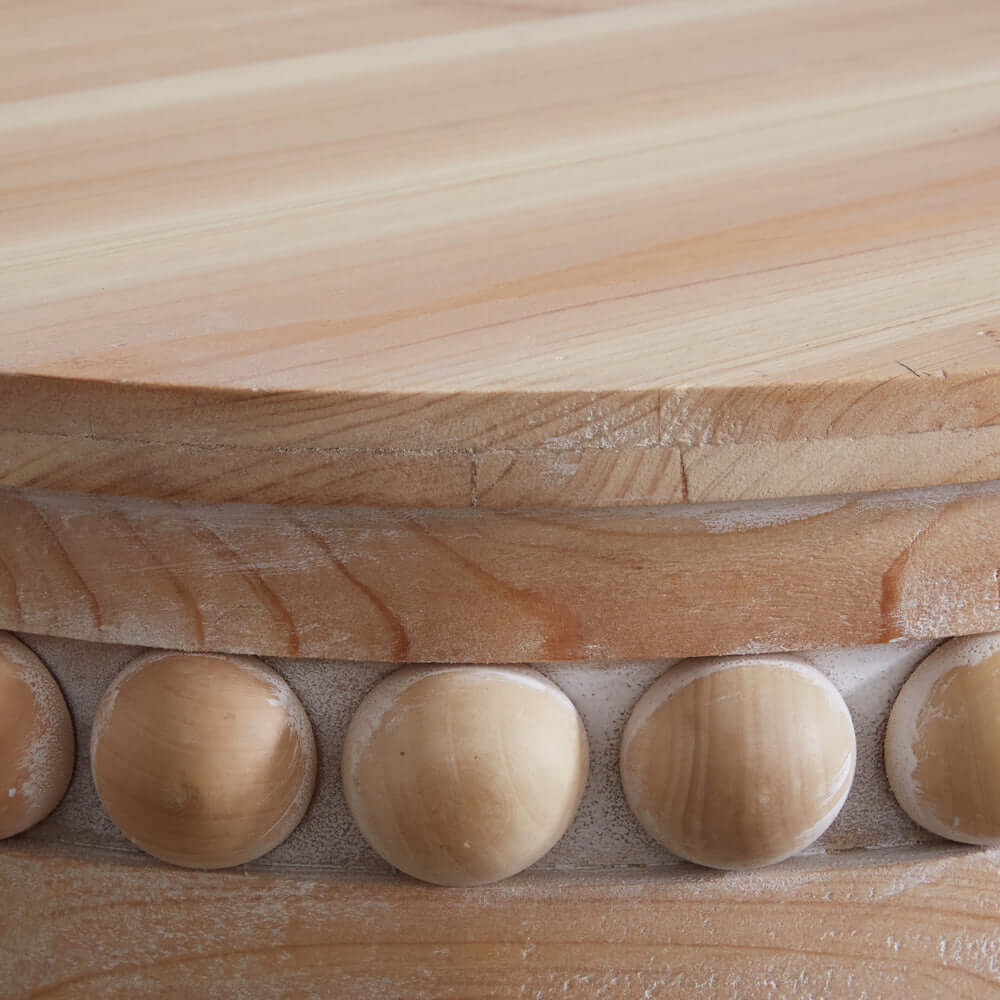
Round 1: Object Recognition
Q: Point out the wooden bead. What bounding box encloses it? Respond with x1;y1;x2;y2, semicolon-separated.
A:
0;633;74;839
620;656;856;869
342;667;588;886
885;633;1000;845
91;651;316;869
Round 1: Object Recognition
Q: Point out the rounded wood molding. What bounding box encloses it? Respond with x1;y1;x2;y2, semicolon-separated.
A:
0;633;74;839
4;483;1000;665
91;651;316;869
342;666;589;886
621;655;856;869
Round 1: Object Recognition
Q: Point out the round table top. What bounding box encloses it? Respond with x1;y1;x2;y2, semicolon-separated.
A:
3;0;1000;509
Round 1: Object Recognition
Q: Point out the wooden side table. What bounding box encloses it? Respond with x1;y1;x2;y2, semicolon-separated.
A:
3;0;1000;995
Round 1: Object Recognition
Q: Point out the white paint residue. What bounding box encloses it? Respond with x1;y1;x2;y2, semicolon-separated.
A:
885;632;1000;844
692;495;844;534
544;456;583;479
540;660;674;868
802;638;937;852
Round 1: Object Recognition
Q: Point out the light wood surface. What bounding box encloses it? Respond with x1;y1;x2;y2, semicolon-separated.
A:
342;667;588;886
620;657;856;869
3;841;999;999
0;634;74;840
90;652;316;869
10;632;943;874
3;481;1000;662
3;0;1000;506
4;635;993;995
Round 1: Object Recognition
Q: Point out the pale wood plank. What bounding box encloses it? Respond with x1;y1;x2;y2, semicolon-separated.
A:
2;842;998;999
476;447;686;508
0;430;473;508
9;419;1000;508
684;426;1000;503
659;364;1000;448
0;377;661;452
2;0;545;102
10;422;1000;508
3;1;1000;505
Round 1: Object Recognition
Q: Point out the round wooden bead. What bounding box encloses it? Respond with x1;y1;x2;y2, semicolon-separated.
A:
885;633;1000;844
342;666;589;886
91;651;316;869
0;633;74;839
620;656;856;869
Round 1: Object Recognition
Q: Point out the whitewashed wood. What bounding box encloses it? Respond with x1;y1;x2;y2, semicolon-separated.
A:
7;633;939;870
1;634;990;997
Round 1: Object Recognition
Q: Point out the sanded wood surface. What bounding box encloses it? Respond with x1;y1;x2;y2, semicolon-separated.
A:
3;1;1000;506
2;481;1000;662
2;842;999;998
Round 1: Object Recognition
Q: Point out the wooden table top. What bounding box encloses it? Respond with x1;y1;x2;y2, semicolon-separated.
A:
3;0;1000;507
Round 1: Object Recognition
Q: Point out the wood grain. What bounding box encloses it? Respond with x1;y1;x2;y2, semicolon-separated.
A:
620;658;856;869
476;446;686;508
3;482;1000;662
3;1;1000;506
9;412;1000;509
3;842;999;998
8;632;943;872
683;426;1000;504
0;430;475;509
90;652;317;870
341;667;589;886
